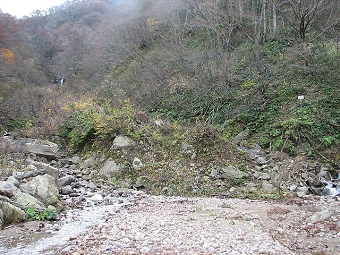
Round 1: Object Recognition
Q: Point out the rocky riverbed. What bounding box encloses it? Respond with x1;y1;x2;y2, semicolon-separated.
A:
1;136;340;254
1;190;340;255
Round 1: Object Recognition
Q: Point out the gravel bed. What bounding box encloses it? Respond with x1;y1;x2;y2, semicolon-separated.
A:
57;193;340;255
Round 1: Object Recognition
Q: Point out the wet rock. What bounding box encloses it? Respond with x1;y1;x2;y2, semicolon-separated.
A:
69;235;78;240
19;174;59;206
100;158;121;179
0;181;14;197
59;175;76;188
310;186;323;195
111;135;134;149
69;193;80;197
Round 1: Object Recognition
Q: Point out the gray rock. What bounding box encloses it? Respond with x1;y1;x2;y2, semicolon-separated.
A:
256;156;268;165
15;192;45;211
88;181;97;191
20;174;59;206
4;182;44;211
132;157;143;170
233;129;249;145
6;176;19;187
221;166;249;179
210;168;219;178
272;165;279;172
24;139;58;157
100;158;121;179
60;185;73;195
262;181;276;192
0;202;26;227
69;156;81;164
289;184;298;192
310;210;333;222
318;167;331;180
301;172;308;179
0;137;25;154
58;175;76;188
0;181;14;197
296;186;309;197
258;173;271;180
88;193;103;202
78;180;89;187
111;136;134;149
31;161;59;183
181;142;195;154
81;156;96;169
82;175;91;181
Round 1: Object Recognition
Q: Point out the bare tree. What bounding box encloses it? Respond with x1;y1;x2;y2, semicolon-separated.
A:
276;0;339;42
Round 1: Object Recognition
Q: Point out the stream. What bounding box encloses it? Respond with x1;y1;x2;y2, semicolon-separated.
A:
0;199;132;255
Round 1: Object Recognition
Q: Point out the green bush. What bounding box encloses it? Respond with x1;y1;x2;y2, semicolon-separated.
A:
26;207;57;221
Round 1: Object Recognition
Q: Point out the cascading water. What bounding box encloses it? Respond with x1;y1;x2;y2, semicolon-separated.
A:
321;172;340;196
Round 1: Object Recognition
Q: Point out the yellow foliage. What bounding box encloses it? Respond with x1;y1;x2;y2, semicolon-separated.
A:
240;79;257;89
1;48;15;64
72;100;94;110
146;18;158;31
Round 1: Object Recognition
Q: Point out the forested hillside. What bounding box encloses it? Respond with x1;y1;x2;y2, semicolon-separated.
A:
1;0;339;165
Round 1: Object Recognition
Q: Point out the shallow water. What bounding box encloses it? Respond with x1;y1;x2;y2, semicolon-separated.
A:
0;200;131;255
322;181;340;196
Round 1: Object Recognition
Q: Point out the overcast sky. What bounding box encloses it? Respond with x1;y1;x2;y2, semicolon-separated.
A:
0;0;66;18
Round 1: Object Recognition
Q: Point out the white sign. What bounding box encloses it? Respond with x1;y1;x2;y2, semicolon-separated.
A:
298;95;304;100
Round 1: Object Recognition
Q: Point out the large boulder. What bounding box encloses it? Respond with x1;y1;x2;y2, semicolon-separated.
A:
0;137;26;153
0;201;26;227
58;175;76;188
19;174;59;206
111;135;134;150
25;160;59;183
100;158;121;179
15;192;45;211
6;181;45;211
24;139;59;158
